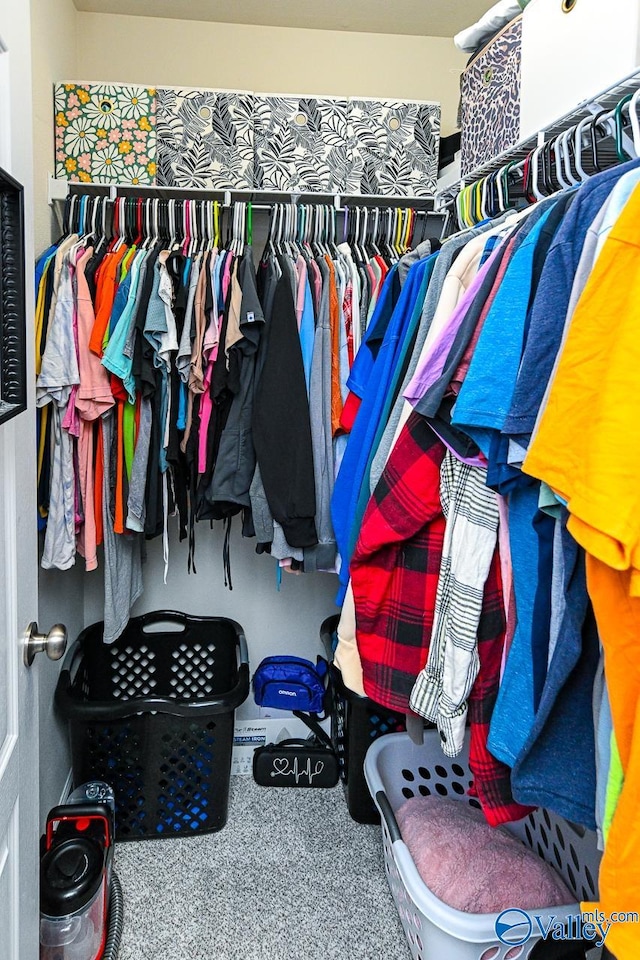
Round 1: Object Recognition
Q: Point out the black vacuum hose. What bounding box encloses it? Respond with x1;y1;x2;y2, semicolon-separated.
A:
103;872;124;960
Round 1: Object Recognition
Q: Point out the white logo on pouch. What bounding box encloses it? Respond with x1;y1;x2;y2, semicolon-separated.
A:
278;689;297;697
271;757;325;785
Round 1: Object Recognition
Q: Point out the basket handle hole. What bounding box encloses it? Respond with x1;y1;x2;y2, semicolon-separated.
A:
479;948;500;960
142;621;187;634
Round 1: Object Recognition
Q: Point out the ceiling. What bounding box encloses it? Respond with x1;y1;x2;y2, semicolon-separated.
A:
73;0;492;38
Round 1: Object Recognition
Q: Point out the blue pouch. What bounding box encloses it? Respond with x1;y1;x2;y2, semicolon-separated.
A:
252;656;328;714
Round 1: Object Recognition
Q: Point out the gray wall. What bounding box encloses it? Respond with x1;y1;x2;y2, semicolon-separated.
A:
83;526;340;672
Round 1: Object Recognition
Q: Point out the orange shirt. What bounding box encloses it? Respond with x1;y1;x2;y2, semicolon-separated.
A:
89;245;129;356
325;256;343;437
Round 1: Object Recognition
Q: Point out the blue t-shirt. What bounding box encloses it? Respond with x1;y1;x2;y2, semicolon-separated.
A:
502;158;640;445
451;205;556;456
511;518;598;830
331;260;425;603
300;276;315;396
345;264;400;400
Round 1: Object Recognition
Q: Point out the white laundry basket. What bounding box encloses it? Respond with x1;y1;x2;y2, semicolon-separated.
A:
364;732;601;960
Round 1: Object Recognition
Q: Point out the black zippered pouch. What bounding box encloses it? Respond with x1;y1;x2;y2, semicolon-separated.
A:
252;711;339;788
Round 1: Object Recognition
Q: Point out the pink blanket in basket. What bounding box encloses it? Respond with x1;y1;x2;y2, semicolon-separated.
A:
396;796;574;914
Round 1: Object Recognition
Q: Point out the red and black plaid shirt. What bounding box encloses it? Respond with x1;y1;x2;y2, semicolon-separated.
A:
351;411;531;826
469;547;534;826
351;412;446;714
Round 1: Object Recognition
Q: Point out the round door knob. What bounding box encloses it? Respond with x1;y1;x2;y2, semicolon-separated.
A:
23;622;68;667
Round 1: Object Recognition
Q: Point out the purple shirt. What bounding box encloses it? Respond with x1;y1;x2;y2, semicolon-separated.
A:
403;244;504;407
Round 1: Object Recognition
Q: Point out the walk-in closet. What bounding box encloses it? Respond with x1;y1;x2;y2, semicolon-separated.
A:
0;1;639;959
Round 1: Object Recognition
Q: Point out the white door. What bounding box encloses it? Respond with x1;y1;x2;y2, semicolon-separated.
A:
0;1;56;957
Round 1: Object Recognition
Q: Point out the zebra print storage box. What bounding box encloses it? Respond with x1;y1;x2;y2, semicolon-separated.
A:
460;15;523;176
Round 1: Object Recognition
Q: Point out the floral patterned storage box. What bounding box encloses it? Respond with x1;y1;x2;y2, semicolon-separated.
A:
54;83;157;185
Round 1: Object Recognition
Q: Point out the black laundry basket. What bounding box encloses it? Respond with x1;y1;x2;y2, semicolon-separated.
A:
320;615;406;824
55;611;249;841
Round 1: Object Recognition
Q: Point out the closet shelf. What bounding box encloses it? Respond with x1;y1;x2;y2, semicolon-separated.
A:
48;176;436;211
436;65;640;207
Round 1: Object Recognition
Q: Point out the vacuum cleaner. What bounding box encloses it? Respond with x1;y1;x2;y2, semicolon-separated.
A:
40;782;124;960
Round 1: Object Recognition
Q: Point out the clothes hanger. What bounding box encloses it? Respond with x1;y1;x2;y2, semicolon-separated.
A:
230;201;236;256
371;207;382;257
69;194;79;234
495;165;508;213
133;198;143;247
538;143;554;195
614;94;635;162
322;205;329;256
283;203;294;257
627;87;640;158
235;200;244;257
88;196;100;241
557;127;579;186
471;181;482;224
209;200;216;251
352;206;361;260
501;159;525;211
529;146;546;201
394;207;404;256
141;198;150;249
328;206;339;259
189;200;198;258
383;207;393;258
62;194;72;236
465;183;476;227
113;197;125;250
550;133;570;191
403;208;413;251
481;175;494;219
403;208;412;251
455;186;466;230
167;198;176;250
342;205;350;246
396;208;405;251
199;200;208;254
573;115;595;181
457;186;467;230
544;141;561;194
588;109;620;173
489;170;504;216
477;179;487;220
150;198;158;245
361;206;370;257
207;201;215;252
183;199;191;249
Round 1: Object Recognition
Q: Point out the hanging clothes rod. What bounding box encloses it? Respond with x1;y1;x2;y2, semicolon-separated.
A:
47;175;436;211
437;65;640;217
443;81;640;229
59;191;444;250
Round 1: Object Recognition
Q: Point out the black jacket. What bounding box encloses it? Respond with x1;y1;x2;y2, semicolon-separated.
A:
252;258;317;548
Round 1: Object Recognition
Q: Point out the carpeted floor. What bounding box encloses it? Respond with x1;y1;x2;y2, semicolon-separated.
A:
113;776;411;960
